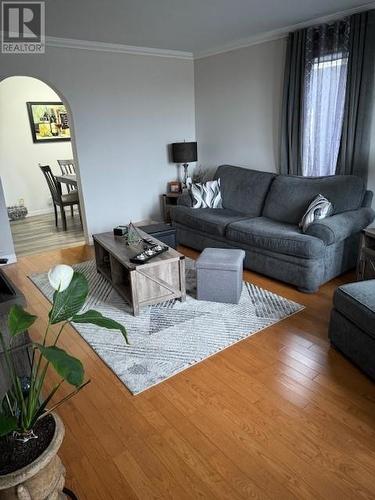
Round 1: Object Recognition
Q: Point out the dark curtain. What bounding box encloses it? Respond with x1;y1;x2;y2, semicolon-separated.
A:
280;9;375;178
336;10;375;180
280;30;306;175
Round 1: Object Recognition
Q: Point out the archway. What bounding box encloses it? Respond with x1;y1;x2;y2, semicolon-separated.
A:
0;75;88;260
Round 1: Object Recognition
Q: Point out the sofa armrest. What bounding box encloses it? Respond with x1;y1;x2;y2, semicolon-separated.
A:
362;190;373;208
305;207;375;245
177;192;193;208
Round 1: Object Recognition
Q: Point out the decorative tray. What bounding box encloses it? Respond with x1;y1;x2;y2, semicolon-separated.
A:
130;243;169;264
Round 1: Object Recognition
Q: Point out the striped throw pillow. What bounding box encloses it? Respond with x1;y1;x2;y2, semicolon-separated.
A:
187;178;222;209
300;194;333;232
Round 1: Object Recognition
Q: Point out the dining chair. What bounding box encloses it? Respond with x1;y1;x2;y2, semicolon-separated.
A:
40;165;81;231
57;159;76;193
57;159;77;217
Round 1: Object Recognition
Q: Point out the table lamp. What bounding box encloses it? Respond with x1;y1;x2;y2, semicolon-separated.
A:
171;141;197;188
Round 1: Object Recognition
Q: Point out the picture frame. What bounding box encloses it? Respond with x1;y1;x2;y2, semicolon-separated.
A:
168;181;182;193
26;102;71;143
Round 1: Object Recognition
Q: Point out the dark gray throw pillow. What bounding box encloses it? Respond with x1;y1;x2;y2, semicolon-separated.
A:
300;194;333;233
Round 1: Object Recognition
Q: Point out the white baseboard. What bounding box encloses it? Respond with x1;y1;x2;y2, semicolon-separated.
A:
27;207;80;217
27;208;54;217
0;253;17;265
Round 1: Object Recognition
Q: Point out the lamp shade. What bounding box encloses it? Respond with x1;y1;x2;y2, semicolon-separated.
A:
171;142;197;163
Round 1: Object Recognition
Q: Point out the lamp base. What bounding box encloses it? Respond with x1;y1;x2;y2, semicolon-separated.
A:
183;163;189;188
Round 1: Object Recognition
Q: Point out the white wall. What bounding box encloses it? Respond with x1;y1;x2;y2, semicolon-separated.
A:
194;39;287;173
0;178;16;263
0;77;74;216
0;48;195;240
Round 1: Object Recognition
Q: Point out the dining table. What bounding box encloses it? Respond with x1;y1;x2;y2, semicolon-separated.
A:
55;174;78;188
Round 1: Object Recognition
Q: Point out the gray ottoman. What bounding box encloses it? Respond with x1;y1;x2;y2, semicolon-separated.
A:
196;248;245;304
329;279;375;380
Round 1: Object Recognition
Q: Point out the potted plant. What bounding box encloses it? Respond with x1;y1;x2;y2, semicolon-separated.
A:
0;265;128;499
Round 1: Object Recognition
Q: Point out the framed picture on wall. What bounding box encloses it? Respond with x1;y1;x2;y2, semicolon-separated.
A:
26;102;71;143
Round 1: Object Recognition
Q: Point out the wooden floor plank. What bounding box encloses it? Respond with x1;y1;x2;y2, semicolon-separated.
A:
148;393;271;500
10;212;84;257
1;244;375;499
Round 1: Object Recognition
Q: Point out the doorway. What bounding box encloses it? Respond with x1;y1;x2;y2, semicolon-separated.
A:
0;76;86;258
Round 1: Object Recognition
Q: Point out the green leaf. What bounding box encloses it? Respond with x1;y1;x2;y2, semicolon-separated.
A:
36;344;84;387
1;393;15;417
29;382;62;427
72;310;129;344
7;305;37;337
49;272;88;324
0;413;18;437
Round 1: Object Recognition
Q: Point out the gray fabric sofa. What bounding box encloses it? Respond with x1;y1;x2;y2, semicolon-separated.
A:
329;280;375;380
171;165;375;292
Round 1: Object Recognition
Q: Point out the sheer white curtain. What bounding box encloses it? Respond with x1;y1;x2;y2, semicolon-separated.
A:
302;20;350;177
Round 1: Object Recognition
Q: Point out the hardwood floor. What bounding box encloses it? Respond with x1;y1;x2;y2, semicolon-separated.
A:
3;245;375;499
10;212;84;257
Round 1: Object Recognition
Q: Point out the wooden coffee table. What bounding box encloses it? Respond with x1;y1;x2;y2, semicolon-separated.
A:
93;230;186;316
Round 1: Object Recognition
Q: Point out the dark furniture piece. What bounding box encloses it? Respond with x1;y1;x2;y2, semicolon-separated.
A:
139;223;177;249
57;160;77;218
93;230;186;316
40;165;81;231
329;280;375;380
57;159;76;193
55;173;77;189
162;192;185;223
0;270;31;398
357;227;375;280
171;165;375;292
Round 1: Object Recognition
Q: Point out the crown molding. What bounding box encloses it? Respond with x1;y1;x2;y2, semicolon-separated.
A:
194;31;288;59
194;1;375;59
46;36;194;60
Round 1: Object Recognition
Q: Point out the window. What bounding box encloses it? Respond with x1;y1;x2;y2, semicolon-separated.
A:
302;21;350;177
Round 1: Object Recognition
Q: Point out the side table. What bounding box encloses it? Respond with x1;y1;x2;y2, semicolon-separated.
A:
161;192;184;223
357;227;375;280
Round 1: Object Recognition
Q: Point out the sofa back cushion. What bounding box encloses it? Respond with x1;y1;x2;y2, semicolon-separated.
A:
263;174;366;224
214;165;275;216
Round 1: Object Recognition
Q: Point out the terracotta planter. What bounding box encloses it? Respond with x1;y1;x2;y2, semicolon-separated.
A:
0;414;67;500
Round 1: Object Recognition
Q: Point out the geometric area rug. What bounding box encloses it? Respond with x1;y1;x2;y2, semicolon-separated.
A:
30;259;304;395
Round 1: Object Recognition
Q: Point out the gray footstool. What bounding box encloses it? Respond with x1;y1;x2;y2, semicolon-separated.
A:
196;248;245;304
329;279;375;380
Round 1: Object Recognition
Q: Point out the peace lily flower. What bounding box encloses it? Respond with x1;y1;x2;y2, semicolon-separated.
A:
48;264;74;292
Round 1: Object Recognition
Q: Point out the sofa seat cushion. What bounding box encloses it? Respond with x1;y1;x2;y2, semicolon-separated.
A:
333;280;375;339
171;206;249;237
263;174;366;224
226;217;325;259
